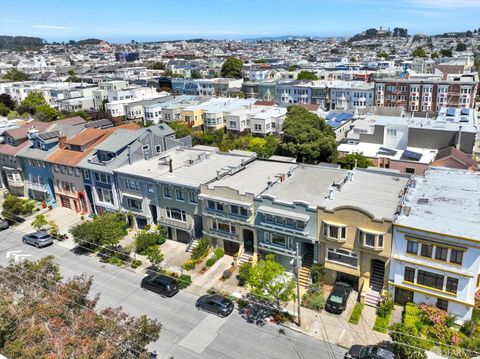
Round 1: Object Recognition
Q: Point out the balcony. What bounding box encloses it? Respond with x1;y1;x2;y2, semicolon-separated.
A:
258;241;296;256
203;229;239;241
26;181;47;192
159;216;192;231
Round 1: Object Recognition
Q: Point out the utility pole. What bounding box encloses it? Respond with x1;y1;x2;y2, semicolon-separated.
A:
296;242;302;327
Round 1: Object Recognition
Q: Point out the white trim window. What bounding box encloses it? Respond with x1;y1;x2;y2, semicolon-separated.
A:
358;230;384;249
166;207;186;222
322;222;347;241
327;248;358;268
94;172;111;184
212;219;236;234
97;187;114;205
126;197;142;211
125;179;140;191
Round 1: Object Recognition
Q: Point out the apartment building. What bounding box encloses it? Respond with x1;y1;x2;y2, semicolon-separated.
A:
328;81;374;111
318;168;410;306
202;99;257;131
374;76;477;112
249;106;287;135
389;167;480;322
275;81;312;104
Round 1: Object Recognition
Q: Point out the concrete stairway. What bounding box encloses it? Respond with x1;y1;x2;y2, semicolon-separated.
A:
365;261;385;307
186;238;199;253
238;251;253;266
299;248;314;288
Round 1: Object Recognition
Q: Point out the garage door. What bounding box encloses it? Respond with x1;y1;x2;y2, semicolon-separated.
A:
60;195;71;209
176;229;191;244
223;240;240;256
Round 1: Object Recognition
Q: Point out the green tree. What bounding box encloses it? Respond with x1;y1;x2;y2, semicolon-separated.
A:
287;65;298;71
148;62;165;70
170;121;194;139
31;214;48;231
1;193;34;220
297;71;319;81
377;51;389;59
411;47;427;58
134;230;166;255
191;70;203;79
247;135;278;158
65;75;82;82
19;91;60;121
390;323;427;359
280;105;337;164
220;57;244;79
67;69;75;76
246;254;296;304
0;94;16;110
431;51;439;59
0;256;161;358
145;245;164;268
336;153;373;169
0;103;10;117
2;68;28;81
456;42;467;52
440;48;453;57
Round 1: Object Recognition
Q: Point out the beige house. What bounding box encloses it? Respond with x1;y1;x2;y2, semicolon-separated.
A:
317;168;410;307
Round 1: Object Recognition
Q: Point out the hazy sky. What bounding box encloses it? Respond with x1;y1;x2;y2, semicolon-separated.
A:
1;0;480;42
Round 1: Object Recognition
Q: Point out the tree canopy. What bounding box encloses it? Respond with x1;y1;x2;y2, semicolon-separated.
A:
336;153;373;170
0;256;161;358
297;71;319;81
0;94;16;110
18;91;60;121
411;47;427;58
2;68;29;81
280;105;337;164
220;57;244;79
440;48;453;57
456;42;467;52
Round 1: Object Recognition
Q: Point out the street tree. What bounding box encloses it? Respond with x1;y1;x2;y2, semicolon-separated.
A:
280;105;337;164
245;254;296;304
0;256;161;358
145;245;164;269
411;47;427;58
220;57;243;79
1;193;34;220
31;214;48;231
336;153;373;170
297;71;319;80
18;91;60;121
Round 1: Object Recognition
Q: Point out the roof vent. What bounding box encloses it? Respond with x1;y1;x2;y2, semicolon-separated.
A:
417;198;429;205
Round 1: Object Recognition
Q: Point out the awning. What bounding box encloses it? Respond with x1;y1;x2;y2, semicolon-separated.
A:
257;205;309;222
357;226;386;235
122;192;143;200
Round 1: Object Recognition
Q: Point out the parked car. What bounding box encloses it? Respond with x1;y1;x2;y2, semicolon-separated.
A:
325;281;352;314
196;294;234;317
22;231;53;248
0;218;9;230
141;274;179;297
345;345;395;359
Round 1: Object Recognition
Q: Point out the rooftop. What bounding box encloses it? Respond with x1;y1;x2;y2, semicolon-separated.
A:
396;167;480;240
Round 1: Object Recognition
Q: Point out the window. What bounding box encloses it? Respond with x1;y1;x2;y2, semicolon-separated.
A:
365;233;375;247
437;298;448;311
53;164;59;172
166;207;186;222
420;243;433;258
285;218;294;228
296;221;305;231
265;214;273;223
405;168;415;174
329;226;339;239
207;200;215;210
230;205;247;217
67;167;73;175
404;266;415;282
450;249;463;265
323;223;346;240
275;217;284;226
188;191;197;203
94;173;111;184
435;246;448;262
74;168;81;177
445;277;458;294
327;248;358;268
97;188;113;204
359;230;384;248
378;235;384;248
386;128;397;137
271;234;286;247
83;169;90;180
417;270;444;290
126;197;142;211
163;186;171;198
125;179;140;191
407;240;418;255
147;184;155;194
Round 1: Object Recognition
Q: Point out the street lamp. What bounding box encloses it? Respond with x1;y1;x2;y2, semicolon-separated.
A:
291;243;302;327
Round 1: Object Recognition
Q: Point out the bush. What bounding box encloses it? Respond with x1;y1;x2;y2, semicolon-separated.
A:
206;257;216;267
472;309;480;324
191;237;210;261
374;312;391;333
135;231;166;255
460;320;477;336
2;193;35;220
178;274;192;289
107;254;124;266
301;284;325;312
222;270;232;280
349;303;364;324
271;310;294;324
377;292;394;318
130;259;142;269
310;263;324;284
181;259;197;271
98;245;129;263
214;247;224;259
237;261;252;286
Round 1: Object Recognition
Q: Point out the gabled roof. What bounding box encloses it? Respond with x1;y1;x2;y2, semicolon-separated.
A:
432;146;478;170
65;128;105;147
4;121;51;140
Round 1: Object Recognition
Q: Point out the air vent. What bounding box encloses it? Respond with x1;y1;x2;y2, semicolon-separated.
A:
417;198;429;205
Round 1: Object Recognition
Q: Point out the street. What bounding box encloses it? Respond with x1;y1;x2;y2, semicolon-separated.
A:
0;227;345;359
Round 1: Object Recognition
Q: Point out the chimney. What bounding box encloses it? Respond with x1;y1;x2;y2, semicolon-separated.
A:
58;135;67;149
328;188;335;200
456;125;462;150
169;158;173;173
216;170;220;180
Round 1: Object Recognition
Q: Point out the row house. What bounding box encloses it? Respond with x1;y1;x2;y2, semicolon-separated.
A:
202;99;257;131
373;76;477;112
389;167;480;322
328;82;374;111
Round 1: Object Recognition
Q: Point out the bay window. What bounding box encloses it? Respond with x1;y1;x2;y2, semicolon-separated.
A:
326;248;358;268
359;230;384;249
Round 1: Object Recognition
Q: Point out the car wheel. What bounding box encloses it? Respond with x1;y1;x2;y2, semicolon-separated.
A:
22;238;26;243
35;243;39;248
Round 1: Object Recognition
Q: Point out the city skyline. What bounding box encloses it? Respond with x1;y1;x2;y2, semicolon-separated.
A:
1;0;480;43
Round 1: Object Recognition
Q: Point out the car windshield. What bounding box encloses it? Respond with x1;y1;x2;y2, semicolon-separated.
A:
221;298;232;306
38;234;50;239
329;294;344;304
360;347;369;359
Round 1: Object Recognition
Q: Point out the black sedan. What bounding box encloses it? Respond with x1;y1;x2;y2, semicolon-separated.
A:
196;294;234;317
325;282;352;314
345;345;395;359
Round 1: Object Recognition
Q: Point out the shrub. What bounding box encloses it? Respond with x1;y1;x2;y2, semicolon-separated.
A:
271;310;294;324
374;312;391;333
222;270;232;280
191;237;210;261
130;259;142;269
472;308;480;324
301;284;325;312
310;263;324;284
349;303;364;324
377;292;394;318
181;259;197;271
135;231;166;255
237;261;252;286
98;245;129;263
2;193;35;220
107;254;124;266
206;257;216;267
214;247;224;259
178;274;192;289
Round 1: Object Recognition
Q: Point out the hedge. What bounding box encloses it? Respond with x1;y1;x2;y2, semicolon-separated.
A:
349;303;364;324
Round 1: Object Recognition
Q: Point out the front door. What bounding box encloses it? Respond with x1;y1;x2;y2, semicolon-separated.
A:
224;240;240;256
243;229;254;253
394;287;414;305
61;195;71;209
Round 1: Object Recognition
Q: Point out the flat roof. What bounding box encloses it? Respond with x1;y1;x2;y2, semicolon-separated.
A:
323;168;410;220
395;167;480;240
338;143;438;164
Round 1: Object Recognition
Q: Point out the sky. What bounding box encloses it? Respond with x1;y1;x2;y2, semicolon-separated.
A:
1;0;480;43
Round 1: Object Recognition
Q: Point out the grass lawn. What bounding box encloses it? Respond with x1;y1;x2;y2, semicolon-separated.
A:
373;312;391;333
349;303;364;324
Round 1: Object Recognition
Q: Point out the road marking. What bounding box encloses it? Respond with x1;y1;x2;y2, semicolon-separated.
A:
178;314;226;353
14;253;31;263
6;250;22;259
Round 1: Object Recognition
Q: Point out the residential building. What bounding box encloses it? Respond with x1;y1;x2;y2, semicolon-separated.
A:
389;167;480;322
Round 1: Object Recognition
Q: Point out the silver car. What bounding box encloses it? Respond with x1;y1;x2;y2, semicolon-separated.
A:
22;231;53;248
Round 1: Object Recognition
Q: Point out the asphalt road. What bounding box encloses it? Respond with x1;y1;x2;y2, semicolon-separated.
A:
0;227;345;359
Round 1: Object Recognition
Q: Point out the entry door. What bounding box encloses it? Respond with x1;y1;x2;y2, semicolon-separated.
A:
61;195;71;209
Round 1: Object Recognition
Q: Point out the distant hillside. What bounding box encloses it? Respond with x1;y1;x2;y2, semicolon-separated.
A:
68;38;103;45
0;35;46;50
348;27;408;42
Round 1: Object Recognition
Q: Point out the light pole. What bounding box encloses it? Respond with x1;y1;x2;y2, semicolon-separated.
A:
295;243;302;327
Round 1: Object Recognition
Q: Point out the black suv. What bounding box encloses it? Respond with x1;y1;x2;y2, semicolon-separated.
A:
345;345;395;359
196;294;234;317
325;282;352;314
141;274;179;297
